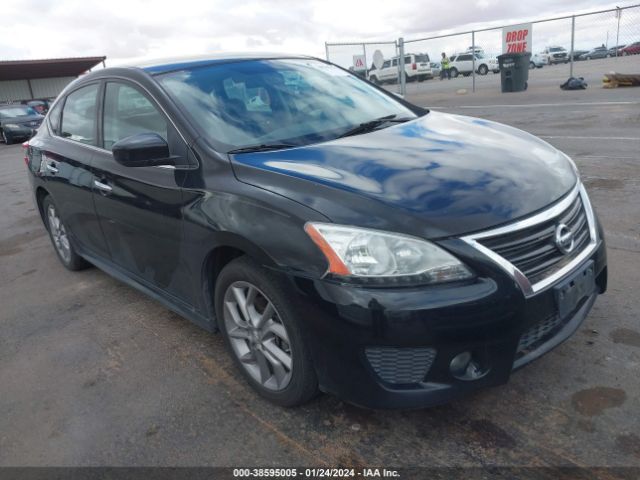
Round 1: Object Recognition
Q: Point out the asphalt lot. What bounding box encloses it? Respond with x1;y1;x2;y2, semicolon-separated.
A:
1;59;639;470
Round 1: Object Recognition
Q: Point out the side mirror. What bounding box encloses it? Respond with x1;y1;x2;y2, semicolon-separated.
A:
112;133;175;167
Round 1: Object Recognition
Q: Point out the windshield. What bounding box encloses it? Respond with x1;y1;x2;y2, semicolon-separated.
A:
0;106;38;118
414;54;430;63
156;58;417;152
549;47;564;52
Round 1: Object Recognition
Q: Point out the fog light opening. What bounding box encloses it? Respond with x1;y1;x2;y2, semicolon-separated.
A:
450;351;490;381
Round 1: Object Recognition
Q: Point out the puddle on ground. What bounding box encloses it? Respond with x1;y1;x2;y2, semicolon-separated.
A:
610;328;640;347
571;387;626;416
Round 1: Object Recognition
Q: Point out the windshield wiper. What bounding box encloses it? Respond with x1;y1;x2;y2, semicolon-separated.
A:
337;115;413;139
227;143;299;154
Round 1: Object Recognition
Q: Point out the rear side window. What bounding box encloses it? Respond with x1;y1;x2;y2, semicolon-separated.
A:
61;84;99;145
103;82;168;150
48;101;62;135
391;59;398;67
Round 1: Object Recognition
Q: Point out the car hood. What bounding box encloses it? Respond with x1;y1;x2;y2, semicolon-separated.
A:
230;111;577;238
1;114;43;126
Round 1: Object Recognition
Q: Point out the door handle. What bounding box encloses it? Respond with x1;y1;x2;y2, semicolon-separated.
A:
94;179;113;193
45;162;58;174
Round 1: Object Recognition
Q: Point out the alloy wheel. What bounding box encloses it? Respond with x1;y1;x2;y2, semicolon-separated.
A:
47;204;71;263
223;281;293;391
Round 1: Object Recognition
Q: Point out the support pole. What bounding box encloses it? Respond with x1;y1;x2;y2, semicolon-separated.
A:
362;43;368;80
325;42;329;61
570;16;575;78
398;37;406;95
472;31;476;93
616;7;621;58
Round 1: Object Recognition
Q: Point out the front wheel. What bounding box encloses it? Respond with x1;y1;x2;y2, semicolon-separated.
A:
215;256;319;407
529;61;535;70
478;64;488;75
42;196;90;271
370;75;380;85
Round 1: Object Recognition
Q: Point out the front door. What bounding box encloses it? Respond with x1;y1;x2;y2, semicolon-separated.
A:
91;80;192;304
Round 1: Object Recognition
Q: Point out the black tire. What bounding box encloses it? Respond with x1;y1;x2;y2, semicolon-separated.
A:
42;195;90;271
478;64;488;75
586;56;591;61
529;61;535;70
215;256;319;407
1;129;13;145
370;75;380;85
450;67;459;78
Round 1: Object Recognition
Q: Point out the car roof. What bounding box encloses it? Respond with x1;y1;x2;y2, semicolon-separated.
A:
125;52;315;75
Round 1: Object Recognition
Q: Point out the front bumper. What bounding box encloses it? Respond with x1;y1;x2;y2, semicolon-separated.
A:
289;235;607;409
3;126;38;140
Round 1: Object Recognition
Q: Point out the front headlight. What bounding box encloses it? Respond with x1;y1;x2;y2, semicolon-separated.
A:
305;222;473;284
3;123;20;129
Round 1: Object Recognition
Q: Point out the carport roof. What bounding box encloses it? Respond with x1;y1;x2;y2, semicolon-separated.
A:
0;56;106;81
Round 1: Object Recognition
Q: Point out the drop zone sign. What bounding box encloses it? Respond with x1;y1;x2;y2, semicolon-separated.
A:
502;23;532;53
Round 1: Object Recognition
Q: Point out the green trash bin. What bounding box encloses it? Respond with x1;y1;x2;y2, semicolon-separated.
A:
497;52;531;92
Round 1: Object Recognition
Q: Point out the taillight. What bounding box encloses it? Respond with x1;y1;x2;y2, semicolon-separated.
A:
412;62;417;70
22;141;29;165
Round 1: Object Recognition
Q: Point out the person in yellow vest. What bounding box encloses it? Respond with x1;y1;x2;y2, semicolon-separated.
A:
440;52;451;80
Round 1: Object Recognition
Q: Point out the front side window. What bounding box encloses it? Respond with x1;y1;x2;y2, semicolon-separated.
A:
60;84;99;145
391;58;398;67
382;60;391;68
103;82;168;150
157;58;417;152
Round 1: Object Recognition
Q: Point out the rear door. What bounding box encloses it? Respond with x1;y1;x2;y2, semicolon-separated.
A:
456;54;473;72
91;80;193;304
39;83;110;258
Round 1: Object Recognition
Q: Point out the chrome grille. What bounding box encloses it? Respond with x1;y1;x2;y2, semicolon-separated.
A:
478;194;591;285
365;347;436;384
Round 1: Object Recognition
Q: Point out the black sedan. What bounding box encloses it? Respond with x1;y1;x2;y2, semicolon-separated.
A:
24;54;607;408
0;104;43;144
579;47;611;60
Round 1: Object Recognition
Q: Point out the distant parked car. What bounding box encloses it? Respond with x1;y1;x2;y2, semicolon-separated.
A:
430;62;441;77
540;46;568;64
529;53;545;69
448;53;499;77
580;47;610;60
26;100;50;115
620;42;640;56
369;53;432;84
569;50;589;61
0;104;44;144
608;44;625;56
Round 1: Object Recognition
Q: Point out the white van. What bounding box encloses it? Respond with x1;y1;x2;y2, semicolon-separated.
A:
369;53;433;84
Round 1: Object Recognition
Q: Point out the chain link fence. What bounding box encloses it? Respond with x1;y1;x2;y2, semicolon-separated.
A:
325;4;640;94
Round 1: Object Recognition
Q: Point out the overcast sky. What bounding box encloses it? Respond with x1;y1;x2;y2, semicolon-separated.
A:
0;0;632;65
